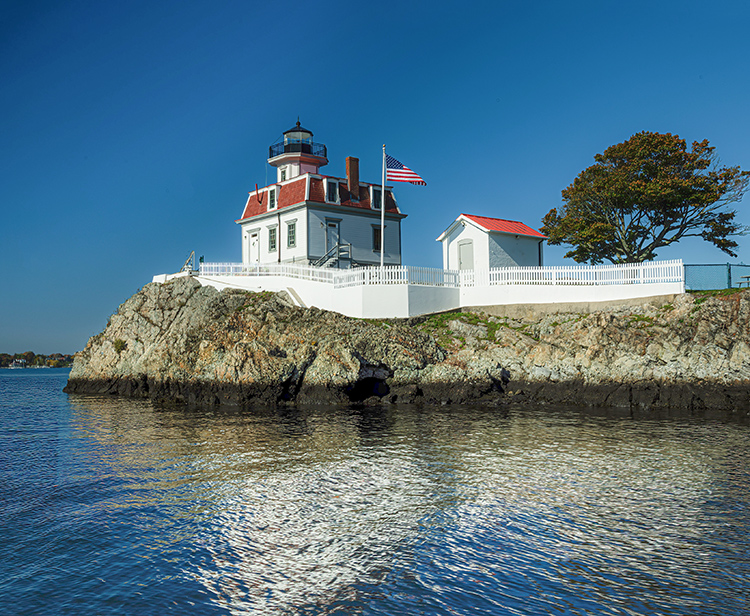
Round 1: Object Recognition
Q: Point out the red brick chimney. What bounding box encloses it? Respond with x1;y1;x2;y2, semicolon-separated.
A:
346;157;359;200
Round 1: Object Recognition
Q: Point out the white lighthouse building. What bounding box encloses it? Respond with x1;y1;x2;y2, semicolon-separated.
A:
236;121;406;269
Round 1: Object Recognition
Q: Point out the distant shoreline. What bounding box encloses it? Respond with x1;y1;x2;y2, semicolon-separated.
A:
1;365;71;369
1;352;74;369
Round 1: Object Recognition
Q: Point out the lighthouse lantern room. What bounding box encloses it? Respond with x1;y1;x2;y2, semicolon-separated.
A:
268;120;329;182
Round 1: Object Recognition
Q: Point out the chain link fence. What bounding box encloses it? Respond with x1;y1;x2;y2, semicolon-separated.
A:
684;264;750;290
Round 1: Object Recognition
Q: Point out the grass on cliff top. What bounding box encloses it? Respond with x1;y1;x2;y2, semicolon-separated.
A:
414;310;537;347
234;290;277;311
688;288;746;299
627;314;655;327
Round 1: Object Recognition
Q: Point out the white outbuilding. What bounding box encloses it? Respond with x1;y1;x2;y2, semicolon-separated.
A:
436;213;546;271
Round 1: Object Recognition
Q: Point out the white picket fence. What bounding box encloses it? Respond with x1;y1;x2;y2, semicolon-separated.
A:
199;262;338;284
199;259;684;289
465;259;684;286
334;266;462;288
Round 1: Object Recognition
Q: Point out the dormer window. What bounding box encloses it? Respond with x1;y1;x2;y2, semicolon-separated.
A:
268;188;277;210
372;187;382;210
326;179;339;203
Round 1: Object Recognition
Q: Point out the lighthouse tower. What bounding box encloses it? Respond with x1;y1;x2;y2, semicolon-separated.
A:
268;120;328;182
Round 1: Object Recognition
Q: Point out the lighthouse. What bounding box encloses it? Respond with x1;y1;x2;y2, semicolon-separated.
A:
236;121;405;268
268;120;329;182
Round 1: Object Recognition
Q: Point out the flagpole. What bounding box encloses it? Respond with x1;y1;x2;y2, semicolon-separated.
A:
380;144;386;268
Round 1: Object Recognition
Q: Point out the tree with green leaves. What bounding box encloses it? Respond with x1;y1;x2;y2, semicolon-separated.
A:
541;131;750;263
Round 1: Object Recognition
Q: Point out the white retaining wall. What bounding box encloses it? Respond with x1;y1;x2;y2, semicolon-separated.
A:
460;281;683;309
192;274;417;317
153;260;685;319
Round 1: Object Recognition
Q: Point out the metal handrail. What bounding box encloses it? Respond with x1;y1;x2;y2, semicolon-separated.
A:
312;244;339;267
269;141;327;159
312;243;352;267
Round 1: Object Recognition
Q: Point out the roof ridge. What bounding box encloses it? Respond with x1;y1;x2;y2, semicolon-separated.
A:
463;213;520;223
459;213;546;239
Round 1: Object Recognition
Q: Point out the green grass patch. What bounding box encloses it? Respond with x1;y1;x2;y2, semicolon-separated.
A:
360;318;390;328
235;290;279;312
416;312;459;347
416;310;543;345
689;288;745;299
628;315;654;327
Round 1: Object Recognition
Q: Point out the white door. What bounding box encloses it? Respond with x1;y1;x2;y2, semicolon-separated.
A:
250;233;260;264
326;222;340;251
458;241;474;270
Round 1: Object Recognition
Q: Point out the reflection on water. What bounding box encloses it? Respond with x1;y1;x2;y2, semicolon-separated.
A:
65;396;750;615
2;370;749;615
69;400;486;612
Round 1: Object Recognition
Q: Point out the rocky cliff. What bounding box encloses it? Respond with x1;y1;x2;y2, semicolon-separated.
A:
65;276;750;411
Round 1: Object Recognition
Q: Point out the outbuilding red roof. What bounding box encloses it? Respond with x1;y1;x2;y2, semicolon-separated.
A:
462;214;546;238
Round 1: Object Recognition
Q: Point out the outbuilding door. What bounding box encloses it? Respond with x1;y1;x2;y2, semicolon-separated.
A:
458;240;474;270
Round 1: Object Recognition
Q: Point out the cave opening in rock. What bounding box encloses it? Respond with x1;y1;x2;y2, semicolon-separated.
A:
346;378;390;402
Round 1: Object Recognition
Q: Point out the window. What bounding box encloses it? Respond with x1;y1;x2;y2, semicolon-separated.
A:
326;180;339;203
287;222;296;248
280;168;287;182
268;188;277;210
268;227;277;251
372;188;382;210
372;227;382;252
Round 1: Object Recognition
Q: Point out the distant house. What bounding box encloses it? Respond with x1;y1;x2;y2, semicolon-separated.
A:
437;213;546;270
236;121;406;268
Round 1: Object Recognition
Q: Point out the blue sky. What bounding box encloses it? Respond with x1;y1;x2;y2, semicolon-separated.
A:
3;0;750;353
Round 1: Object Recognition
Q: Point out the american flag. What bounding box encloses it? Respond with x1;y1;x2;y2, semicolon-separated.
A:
385;154;426;185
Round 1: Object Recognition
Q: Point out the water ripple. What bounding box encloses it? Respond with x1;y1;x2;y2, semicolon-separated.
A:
1;372;749;615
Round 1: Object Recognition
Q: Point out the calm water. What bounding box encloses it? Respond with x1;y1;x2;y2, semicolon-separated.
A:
1;369;749;615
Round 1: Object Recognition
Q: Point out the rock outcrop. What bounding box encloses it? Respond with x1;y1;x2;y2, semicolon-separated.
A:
65;277;750;411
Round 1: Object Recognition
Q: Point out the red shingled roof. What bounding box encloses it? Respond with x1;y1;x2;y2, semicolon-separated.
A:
312;176;399;213
237;174;403;223
238;177;307;220
462;214;546;238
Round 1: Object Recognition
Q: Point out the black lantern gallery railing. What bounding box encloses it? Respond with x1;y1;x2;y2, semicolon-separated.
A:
269;140;327;158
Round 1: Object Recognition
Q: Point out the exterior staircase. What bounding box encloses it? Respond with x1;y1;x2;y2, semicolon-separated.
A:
312;243;358;268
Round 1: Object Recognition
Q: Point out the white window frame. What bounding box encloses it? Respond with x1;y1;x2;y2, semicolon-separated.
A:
287;220;297;248
370;186;383;210
268;226;277;252
268;187;278;211
325;178;340;204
